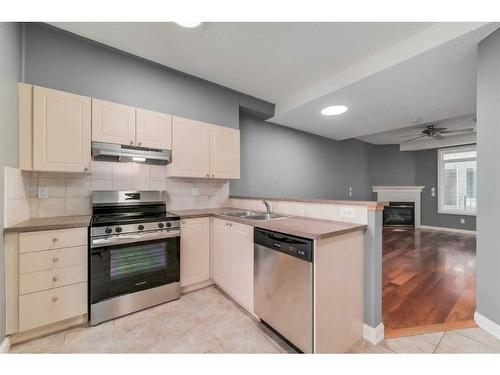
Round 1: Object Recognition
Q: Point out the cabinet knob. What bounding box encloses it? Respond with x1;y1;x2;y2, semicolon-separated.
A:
130;140;134;145
211;174;214;178
83;167;89;172
138;142;142;146
52;238;58;242
52;296;58;302
206;174;210;178
52;276;58;282
52;257;58;262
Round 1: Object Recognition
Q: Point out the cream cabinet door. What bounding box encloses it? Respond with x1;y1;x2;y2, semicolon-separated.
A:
180;217;210;287
33;86;91;173
92;98;136;145
209;125;240;179
211;218;228;287
167;116;210;178
227;222;254;313
136;108;172;149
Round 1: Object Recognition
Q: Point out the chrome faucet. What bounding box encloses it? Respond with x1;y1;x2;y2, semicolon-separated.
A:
262;200;271;214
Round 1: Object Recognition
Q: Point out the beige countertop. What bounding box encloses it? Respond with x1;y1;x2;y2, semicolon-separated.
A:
4;215;91;233
229;195;384;211
171;208;367;240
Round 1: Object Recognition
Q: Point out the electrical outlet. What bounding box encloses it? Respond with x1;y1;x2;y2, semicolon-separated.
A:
340;206;355;219
431;187;436;197
460;218;465;224
349;186;352;198
38;187;49;199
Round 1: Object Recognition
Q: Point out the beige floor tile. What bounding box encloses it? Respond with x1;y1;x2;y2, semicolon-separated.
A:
63;321;115;353
9;331;65;353
159;322;225;353
114;319;165;353
221;325;281;353
381;332;444;353
435;332;500;353
346;339;395;354
204;308;257;342
452;328;500;349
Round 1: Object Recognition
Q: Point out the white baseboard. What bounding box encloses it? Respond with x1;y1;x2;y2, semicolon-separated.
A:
474;311;500;340
363;323;384;345
0;336;11;354
420;225;476;235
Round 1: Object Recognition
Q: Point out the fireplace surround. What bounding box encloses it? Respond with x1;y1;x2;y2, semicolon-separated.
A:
372;186;425;228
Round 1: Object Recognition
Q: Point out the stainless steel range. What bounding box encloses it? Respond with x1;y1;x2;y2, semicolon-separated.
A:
89;190;180;325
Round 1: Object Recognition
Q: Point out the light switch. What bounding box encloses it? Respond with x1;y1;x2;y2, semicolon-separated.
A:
460;218;465;224
38;187;49;199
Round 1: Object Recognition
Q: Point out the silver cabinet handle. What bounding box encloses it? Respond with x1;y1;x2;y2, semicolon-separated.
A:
52;276;58;282
52;296;58;302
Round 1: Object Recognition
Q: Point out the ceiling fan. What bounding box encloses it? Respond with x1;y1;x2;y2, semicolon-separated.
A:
401;124;475;143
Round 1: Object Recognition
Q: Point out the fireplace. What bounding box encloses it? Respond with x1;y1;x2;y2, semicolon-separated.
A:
383;202;415;227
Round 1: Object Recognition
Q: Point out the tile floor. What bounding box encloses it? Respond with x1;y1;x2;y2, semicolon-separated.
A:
347;328;500;354
9;286;291;354
8;285;500;354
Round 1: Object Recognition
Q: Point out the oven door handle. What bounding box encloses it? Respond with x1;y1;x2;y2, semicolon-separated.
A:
91;230;180;248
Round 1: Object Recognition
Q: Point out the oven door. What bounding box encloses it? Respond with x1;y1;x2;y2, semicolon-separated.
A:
90;230;180;304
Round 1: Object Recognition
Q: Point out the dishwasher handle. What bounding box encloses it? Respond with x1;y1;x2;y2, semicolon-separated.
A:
254;228;313;262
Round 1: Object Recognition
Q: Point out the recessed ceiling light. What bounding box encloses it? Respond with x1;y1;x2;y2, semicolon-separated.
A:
321;105;348;116
411;117;421;123
175;21;202;28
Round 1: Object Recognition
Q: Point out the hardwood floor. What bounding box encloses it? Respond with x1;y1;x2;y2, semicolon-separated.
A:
382;227;476;337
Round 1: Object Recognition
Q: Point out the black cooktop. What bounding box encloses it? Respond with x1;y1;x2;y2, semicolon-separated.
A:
91;203;179;227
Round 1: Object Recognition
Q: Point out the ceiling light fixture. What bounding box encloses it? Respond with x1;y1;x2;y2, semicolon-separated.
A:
175;21;202;28
321;105;348;116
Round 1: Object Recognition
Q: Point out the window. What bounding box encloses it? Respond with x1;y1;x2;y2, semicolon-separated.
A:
438;145;477;215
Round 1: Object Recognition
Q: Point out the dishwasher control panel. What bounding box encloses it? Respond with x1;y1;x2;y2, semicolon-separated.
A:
254;228;313;262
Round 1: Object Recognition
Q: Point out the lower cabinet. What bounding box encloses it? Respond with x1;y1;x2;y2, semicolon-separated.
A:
211;218;254;314
180;218;210;287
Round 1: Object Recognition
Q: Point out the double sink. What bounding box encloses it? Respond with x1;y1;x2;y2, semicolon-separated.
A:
220;210;288;221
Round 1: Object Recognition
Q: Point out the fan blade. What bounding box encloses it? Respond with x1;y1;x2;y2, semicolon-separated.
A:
433;134;445;140
402;135;427;143
400;133;424;138
440;128;475;134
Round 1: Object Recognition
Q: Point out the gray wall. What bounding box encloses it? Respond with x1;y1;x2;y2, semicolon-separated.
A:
24;23;273;129
0;22;22;345
230;114;373;200
369;145;416;187
476;28;500;326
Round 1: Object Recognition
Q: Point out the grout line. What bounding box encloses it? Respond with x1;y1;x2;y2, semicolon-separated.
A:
433;332;446;354
452;329;500;349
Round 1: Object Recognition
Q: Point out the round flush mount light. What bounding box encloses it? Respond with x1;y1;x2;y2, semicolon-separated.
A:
175;21;202;28
321;105;348;116
411;117;422;123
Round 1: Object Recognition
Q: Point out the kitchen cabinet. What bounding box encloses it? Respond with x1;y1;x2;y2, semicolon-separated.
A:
136;108;172;149
180;218;210;288
19;84;91;173
210;218;253;314
5;227;88;338
167;117;240;179
167;116;210;178
210;124;240;179
92;98;136;145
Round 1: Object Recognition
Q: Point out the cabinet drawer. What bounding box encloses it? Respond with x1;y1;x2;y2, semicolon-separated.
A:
19;264;87;295
20;246;87;274
19;282;87;332
19;227;87;253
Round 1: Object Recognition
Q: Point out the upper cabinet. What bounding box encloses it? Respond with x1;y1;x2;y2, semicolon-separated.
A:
136;108;172;149
92;100;172;150
19;84;91;173
167;117;240;179
91;99;136;146
210;124;240;179
167;117;211;178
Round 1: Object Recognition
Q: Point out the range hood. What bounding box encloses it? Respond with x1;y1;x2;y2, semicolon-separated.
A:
91;142;171;165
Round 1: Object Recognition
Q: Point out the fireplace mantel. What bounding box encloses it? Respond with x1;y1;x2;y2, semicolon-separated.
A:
372;186;425;227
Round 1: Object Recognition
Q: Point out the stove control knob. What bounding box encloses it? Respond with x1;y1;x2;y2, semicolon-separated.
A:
166;222;172;228
115;227;123;233
138;225;144;231
105;227;112;234
158;223;165;229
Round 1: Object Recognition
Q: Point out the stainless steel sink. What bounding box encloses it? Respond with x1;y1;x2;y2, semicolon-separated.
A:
220;210;288;220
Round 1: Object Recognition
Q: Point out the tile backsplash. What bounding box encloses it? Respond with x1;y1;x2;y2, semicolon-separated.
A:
4;161;229;225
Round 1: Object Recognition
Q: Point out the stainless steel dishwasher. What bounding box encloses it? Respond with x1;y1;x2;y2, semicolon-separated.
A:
254;228;313;353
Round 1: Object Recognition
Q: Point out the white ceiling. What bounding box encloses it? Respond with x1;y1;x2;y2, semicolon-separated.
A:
51;22;498;141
